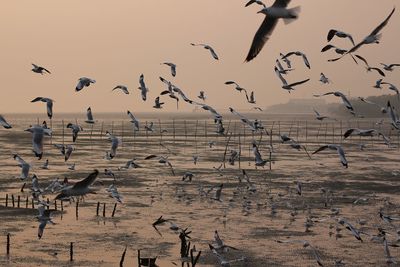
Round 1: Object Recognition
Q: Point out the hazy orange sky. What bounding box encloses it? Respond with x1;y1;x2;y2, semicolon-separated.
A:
0;0;399;116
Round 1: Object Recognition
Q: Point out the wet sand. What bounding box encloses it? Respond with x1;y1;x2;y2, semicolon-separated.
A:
0;114;399;266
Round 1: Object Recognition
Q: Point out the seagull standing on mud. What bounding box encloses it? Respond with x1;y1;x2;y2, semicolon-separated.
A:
245;0;300;62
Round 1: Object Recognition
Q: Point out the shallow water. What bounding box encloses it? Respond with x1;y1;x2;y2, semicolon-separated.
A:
0;114;399;266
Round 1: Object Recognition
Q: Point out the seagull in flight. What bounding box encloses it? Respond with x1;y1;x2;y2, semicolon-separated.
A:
330;7;396;61
312;144;348;168
276;239;323;266
144;155;175;176
355;55;385;77
281;51;310;69
358;97;387;113
159;76;180;109
343;128;378;139
252;141;268;166
380;63;400;72
274;66;310;92
112;85;129;94
386;101;400;129
245;91;256;104
55;169;99;200
381;82;399;100
138;74;148;101
198;91;206;101
127;110;139;131
32;64;51;75
319;73;330;84
225;81;247;93
373;79;383;89
105;131;121;160
66;123;83;142
314;91;355;116
327;29;355;46
14;154;30;179
36;204;56;239
245;0;266;8
25;125;52;159
0;115;12;129
161;62;176;77
75;77;96;92
275;59;293;75
31;97;54;119
190;43;219;60
245;0;300;62
229;107;263;131
85;107;96;124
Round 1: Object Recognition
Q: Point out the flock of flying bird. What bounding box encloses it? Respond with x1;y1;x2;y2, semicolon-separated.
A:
1;0;400;266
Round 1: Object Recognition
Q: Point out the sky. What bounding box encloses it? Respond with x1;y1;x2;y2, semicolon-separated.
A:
0;0;399;116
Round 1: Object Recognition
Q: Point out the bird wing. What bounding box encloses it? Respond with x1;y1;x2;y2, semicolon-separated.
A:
32;128;44;156
327;29;338;42
321;44;335;52
288;78;310;87
312;145;329;155
245;16;279;62
302;54;310;69
355;54;369;67
370;7;396;36
206;46;219;60
343;128;356;139
31;97;43;103
46;101;53;119
72;169;99;189
0;115;12;128
144;155;158;160
274;67;287;85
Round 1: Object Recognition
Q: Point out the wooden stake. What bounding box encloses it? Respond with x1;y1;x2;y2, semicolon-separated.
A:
103;203;106;217
112;203;117;217
5;194;8;207
70;242;74;261
6;233;10;256
96;202;100;216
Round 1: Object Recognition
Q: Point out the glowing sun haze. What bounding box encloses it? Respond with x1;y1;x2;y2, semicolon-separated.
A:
0;0;399;114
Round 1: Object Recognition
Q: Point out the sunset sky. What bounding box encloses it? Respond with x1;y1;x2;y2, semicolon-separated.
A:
0;0;399;115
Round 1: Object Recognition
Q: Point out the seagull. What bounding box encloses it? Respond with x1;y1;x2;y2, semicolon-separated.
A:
14;154;30;179
253;107;263;111
313;109;328;121
281;51;310;69
105;131;121;159
144;155;175;176
312;144;348;168
209;244;244;267
387;101;400;129
0;115;12;129
195;103;223;121
145;122;154;132
355;55;385;77
274;66;310;92
252;141;267;166
379;211;400;224
106;184;123;203
127;110;139;131
245;0;266;8
31;174;44;194
25;125;52;159
104;169;116;180
280;53;292;68
288;141;311;159
224;81;247;93
373;79;383;89
85;107;96;124
319;73;330;84
190;43;219;60
31;97;54;119
276;240;323;266
68;163;76;171
380;63;400;72
343;128;377;139
327;29;355;46
138;74;148;101
198;91;206;101
153;97;164;109
36;204;55;239
215;118;225;135
358;97;386;113
229;150;239;166
381;82;399;99
330;8;396;61
280;134;293;143
338;218;363;242
383;237;397;264
66;123;83;142
64;144;74;162
162;62;176;77
75;77;96;92
119;159;141;170
31;64;51;75
211;230;238;252
276;59;293;75
55;169;99;200
245;0;300;62
229;107;263;131
112;85;129;94
159;76;179;109
182;172;194;182
321;44;347;55
245;91;256;104
314;91;355;115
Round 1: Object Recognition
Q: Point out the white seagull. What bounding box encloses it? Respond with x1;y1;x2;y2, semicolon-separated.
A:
66;123;83;142
85;107;96;124
55;169;99;200
127;110;139;131
76;77;96;92
162;62;176;77
245;0;300;62
312;144;348;168
327;29;355;46
32;63;51;75
281;51;310;69
0;115;12;129
112;85;129;94
274;66;310;92
25;125;52;159
314;91;355;116
13;154;30;179
31;97;54;119
138;74;149;101
190;43;219;60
